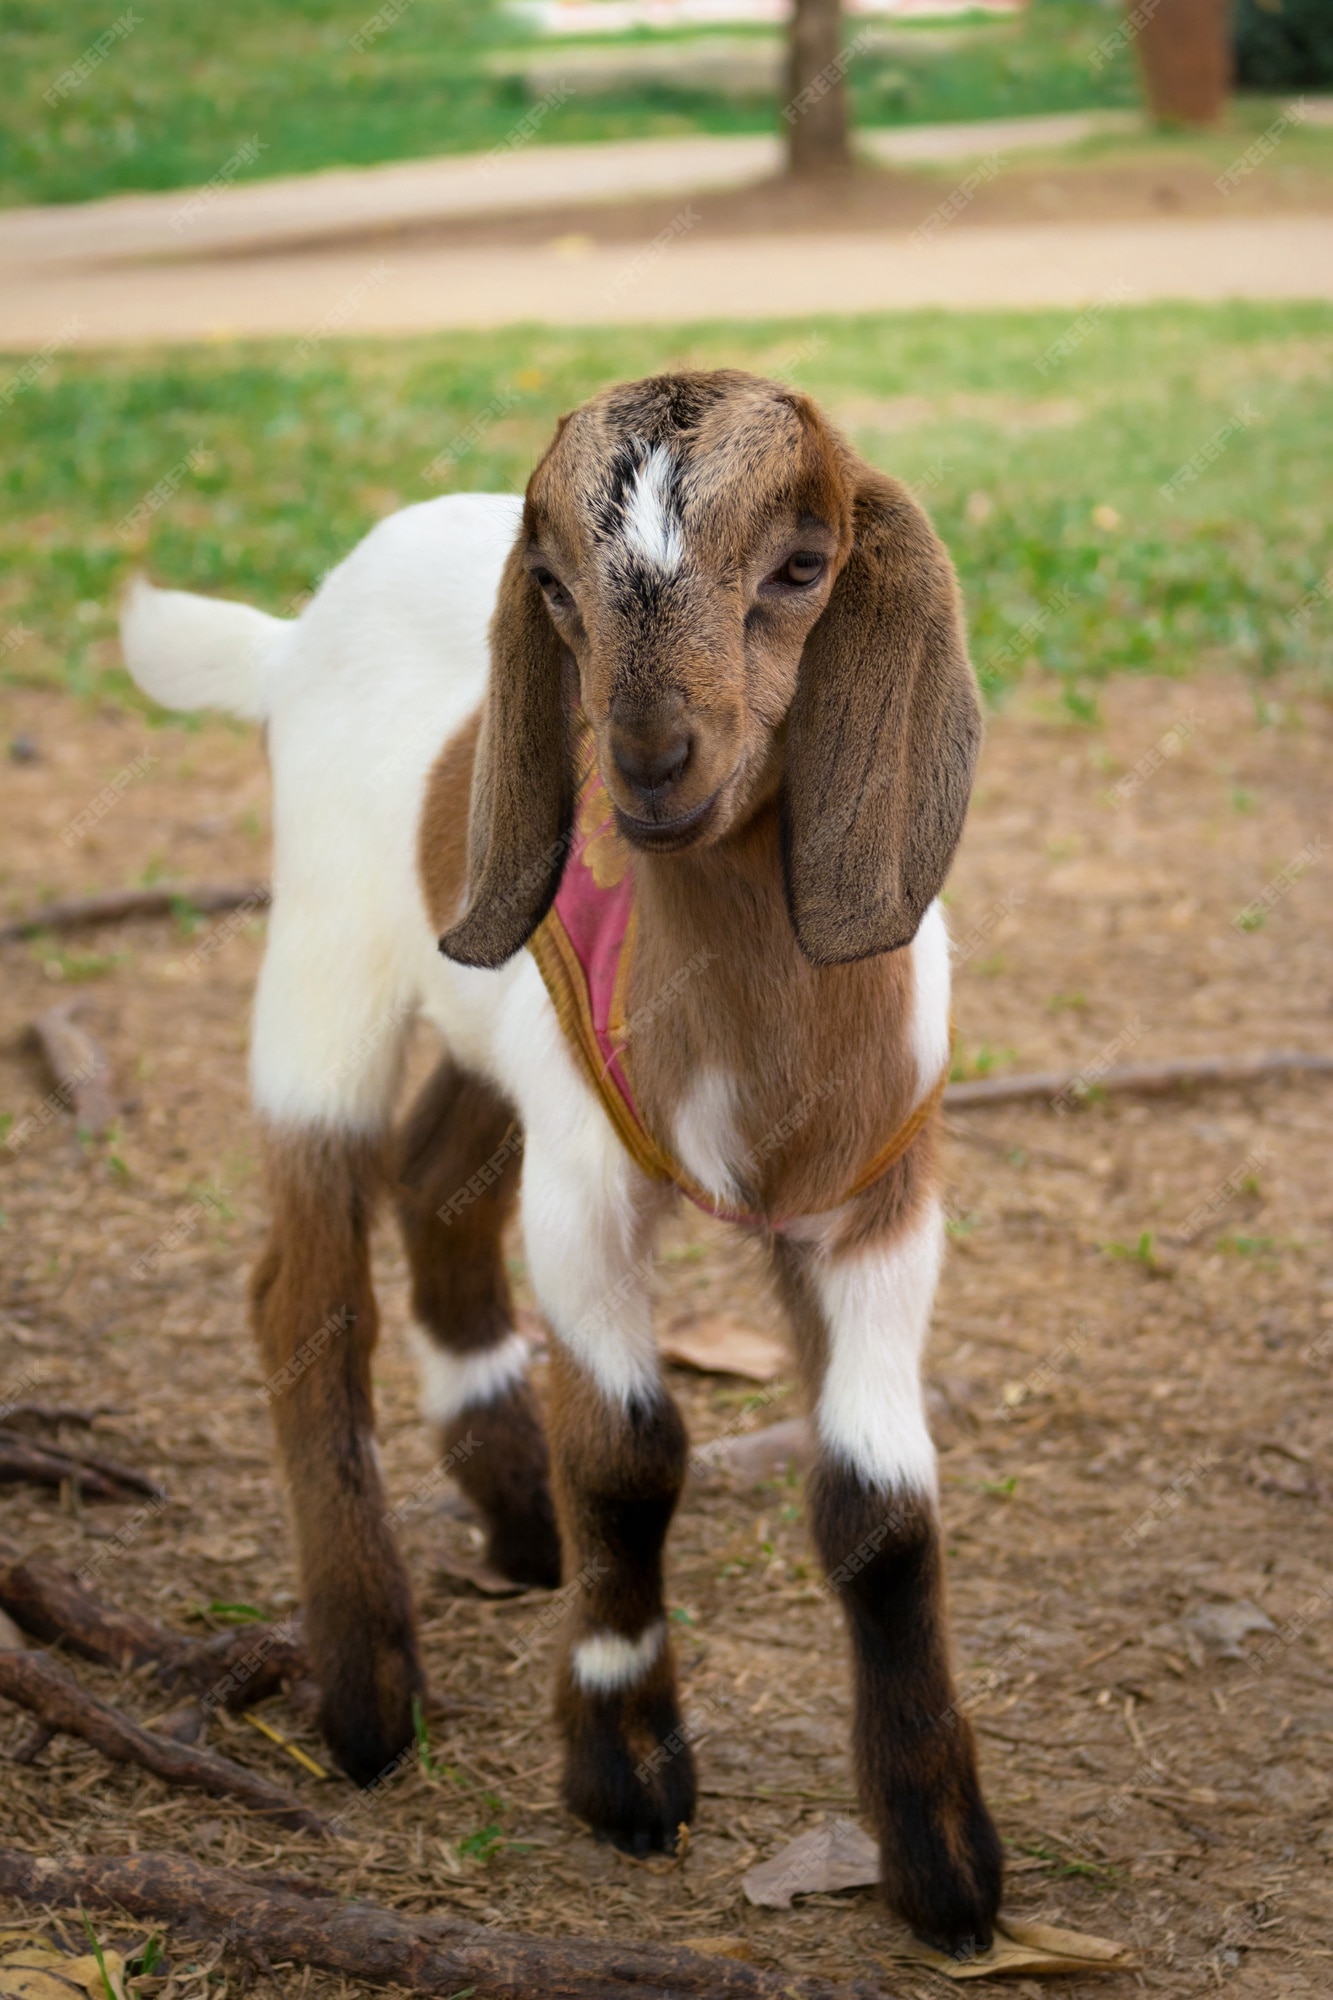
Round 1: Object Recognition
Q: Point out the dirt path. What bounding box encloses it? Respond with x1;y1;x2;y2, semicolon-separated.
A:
4;104;1333;348
0;114;1144;272
2;669;1329;1996
4;214;1333;349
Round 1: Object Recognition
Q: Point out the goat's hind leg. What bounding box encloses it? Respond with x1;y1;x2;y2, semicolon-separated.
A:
252;1123;422;1786
392;1056;560;1588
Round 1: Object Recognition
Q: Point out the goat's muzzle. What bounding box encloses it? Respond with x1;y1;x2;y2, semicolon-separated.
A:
613;788;720;854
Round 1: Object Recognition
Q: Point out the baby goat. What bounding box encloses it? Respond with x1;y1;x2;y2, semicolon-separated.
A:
121;370;1000;1955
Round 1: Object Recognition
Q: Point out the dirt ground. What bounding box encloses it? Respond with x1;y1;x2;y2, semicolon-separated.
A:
223;149;1333;263
1;665;1330;1999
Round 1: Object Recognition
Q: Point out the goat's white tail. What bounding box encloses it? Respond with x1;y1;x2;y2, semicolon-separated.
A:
120;577;286;721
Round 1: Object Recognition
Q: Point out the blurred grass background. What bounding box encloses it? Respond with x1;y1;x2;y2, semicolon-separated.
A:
1;0;1144;207
2;303;1329;715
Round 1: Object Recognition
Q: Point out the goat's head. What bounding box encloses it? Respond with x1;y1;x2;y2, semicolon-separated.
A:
441;370;980;971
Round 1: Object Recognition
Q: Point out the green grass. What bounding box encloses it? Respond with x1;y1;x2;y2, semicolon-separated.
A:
0;0;1142;208
2;303;1330;708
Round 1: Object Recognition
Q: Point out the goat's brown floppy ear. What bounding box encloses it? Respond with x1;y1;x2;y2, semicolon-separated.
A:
780;468;981;967
438;542;574;970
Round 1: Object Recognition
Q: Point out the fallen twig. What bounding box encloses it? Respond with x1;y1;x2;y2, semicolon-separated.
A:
0;1549;304;1708
0;1848;880;1999
29;1003;117;1135
0;1437;124;1500
0;1655;328;1836
0;1429;164;1503
0;1547;180;1670
945;1049;1333;1111
0;881;270;945
0;1405;119;1433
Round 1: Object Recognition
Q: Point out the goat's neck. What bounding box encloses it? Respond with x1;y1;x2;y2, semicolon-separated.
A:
625;805;921;1214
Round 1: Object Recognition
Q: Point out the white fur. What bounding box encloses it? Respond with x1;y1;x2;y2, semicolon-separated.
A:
496;953;662;1410
120;577;281;721
811;1199;943;1496
120;491;660;1414
621;445;683;573
571;1619;666;1693
671;1069;740;1206
247;494;524;1131
909;898;952;1102
408;1324;529;1426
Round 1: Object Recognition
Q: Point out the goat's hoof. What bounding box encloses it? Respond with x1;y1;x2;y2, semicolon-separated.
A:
561;1707;697;1855
316;1634;424;1789
485;1499;562;1592
445;1381;563;1590
321;1699;416;1790
881;1782;1004;1962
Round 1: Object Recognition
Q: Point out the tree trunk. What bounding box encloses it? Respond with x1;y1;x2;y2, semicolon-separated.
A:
785;0;852;177
1134;0;1231;124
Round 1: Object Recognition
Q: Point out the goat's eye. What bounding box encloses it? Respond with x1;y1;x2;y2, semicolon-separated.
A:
779;552;825;587
533;567;571;608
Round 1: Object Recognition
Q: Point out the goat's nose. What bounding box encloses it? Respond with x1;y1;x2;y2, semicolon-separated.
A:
611;728;692;805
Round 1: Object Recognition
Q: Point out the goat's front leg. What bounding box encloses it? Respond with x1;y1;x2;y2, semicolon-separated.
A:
251;1126;422;1786
773;1195;1003;1958
521;1134;692;1855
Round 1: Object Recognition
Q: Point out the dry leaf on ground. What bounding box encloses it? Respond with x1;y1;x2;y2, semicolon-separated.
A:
1183;1599;1275;1660
691;1416;812;1483
660;1317;788;1382
899;1916;1138;1979
742;1818;879;1908
743;1835;1135;1981
0;1930;127;2000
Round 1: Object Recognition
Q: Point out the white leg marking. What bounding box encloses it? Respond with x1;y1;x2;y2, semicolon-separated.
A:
407;1324;529;1426
812;1199;943;1495
621;445;683;573
572;1619;666;1694
671;1068;740;1206
909;898;952;1101
497;954;660;1410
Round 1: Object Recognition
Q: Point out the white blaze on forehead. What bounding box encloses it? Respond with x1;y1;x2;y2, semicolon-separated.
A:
620;445;684;573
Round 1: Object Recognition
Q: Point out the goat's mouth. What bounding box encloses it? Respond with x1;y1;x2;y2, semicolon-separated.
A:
614;789;720;854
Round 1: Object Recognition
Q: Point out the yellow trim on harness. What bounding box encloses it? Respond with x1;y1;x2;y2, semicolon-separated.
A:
838;1061;950;1201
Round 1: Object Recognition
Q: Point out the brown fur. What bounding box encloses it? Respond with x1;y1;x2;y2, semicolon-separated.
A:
394;1054;521;1357
250;1125;422;1787
438;543;578;968
806;1460;1003;1954
780;465;980;965
424;713;940;1235
545;1345;693;1854
626;801;925;1225
418;706;481;937
429;371;973;1224
440;370;978;981
392;1057;561;1589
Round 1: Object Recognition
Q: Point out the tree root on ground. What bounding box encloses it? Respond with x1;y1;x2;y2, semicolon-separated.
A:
0;1847;880;1999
